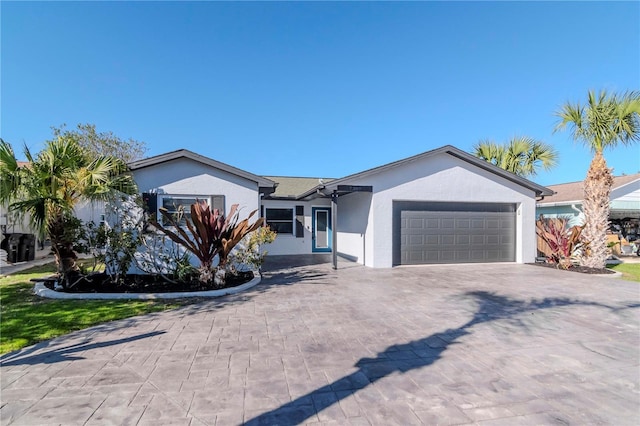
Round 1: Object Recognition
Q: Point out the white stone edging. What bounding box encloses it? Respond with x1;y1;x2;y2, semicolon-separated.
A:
33;273;261;300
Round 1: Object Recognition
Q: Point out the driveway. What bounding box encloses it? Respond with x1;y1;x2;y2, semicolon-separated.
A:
1;258;639;425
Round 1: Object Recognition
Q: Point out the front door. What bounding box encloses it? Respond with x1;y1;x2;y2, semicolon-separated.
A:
312;207;332;252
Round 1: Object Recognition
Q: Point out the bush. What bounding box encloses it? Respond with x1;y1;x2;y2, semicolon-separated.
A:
536;215;584;269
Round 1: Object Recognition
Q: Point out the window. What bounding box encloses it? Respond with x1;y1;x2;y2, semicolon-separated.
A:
266;208;294;234
159;195;225;226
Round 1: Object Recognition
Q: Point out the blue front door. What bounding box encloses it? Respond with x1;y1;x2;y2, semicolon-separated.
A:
312;207;332;252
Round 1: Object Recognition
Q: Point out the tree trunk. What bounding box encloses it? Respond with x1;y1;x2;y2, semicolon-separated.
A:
581;151;614;269
47;210;81;288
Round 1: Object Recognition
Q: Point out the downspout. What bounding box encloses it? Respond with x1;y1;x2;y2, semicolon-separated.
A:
259;192;265;218
332;190;338;270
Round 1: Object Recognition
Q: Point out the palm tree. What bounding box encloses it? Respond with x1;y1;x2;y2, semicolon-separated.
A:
472;136;558;178
0;136;137;282
555;90;640;269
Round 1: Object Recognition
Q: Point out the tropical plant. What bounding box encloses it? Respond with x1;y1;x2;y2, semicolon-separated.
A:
216;205;264;271
135;232;193;284
536;216;584;270
555;90;640;268
152;201;263;286
229;226;277;274
92;211;140;285
0;136;137;286
473;136;558;178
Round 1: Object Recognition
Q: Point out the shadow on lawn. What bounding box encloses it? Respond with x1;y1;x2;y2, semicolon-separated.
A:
245;291;638;425
0;330;165;366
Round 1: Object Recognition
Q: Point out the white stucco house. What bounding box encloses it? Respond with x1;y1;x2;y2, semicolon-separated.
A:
128;145;553;268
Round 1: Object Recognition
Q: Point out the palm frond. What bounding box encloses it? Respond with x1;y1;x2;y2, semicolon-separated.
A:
556;89;640;153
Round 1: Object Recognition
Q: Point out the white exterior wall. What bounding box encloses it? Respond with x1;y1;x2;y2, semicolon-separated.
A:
75;200;106;225
0;205;34;235
335;192;372;264
335;153;538;268
1;199;105;240
132;158;261;214
120;158;264;274
262;199;331;255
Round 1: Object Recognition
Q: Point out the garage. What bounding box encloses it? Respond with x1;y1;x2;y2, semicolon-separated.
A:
393;201;516;265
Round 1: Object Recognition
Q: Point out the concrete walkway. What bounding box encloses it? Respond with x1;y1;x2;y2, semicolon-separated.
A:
1;258;639;425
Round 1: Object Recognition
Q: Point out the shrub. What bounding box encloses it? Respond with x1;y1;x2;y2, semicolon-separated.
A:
229;226;277;274
153;201;263;286
536;215;584;269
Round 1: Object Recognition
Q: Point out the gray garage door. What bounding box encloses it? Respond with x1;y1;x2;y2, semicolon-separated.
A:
394;201;516;265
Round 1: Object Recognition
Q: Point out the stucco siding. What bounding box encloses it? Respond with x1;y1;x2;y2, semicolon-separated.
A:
338;153;538;267
262;199;331;255
335;192;372;264
132;158;260;214
75;200;106;225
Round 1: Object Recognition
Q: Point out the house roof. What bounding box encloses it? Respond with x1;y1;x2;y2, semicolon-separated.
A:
128;149;276;188
297;145;554;199
538;173;640;205
264;176;334;199
128;145;553;200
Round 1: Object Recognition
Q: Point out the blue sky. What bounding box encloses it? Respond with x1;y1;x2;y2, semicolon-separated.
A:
2;1;639;186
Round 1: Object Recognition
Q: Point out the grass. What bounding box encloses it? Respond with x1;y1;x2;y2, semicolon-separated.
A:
609;262;640;282
0;262;191;355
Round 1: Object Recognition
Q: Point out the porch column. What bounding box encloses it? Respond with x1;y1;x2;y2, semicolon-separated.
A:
332;191;338;270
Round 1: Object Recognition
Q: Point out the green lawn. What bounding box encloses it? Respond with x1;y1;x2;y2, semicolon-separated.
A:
0;263;190;355
609;262;640;282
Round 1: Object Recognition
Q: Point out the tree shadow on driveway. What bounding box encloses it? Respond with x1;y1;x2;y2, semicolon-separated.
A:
0;330;165;366
245;291;638;425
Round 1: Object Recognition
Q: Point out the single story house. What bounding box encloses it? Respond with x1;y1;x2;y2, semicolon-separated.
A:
129;145;553;268
536;173;640;242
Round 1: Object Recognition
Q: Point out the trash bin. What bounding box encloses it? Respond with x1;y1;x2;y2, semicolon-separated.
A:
19;234;36;262
1;234;21;263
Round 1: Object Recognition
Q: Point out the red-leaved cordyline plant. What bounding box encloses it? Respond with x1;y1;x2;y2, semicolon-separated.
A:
536;215;584;270
215;204;264;270
153;200;263;285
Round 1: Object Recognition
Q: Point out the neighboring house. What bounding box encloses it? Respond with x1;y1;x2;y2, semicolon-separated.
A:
1;194;104;266
0;162;32;236
536;174;640;241
0;162;104;243
130;145;552;268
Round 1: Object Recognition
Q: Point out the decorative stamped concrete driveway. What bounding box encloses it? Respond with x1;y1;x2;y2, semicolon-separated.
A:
1;258;639;425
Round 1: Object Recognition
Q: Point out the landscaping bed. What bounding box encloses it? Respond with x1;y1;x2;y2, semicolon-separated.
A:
36;270;255;293
529;261;616;275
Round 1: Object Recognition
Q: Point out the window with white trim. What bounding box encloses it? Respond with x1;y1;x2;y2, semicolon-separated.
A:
265;208;294;234
159;195;225;226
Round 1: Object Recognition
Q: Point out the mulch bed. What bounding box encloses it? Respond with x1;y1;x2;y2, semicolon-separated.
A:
528;262;616;275
37;270;255;293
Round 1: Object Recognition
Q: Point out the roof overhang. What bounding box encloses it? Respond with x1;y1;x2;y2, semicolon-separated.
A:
297;145;553;200
129;149;276;188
